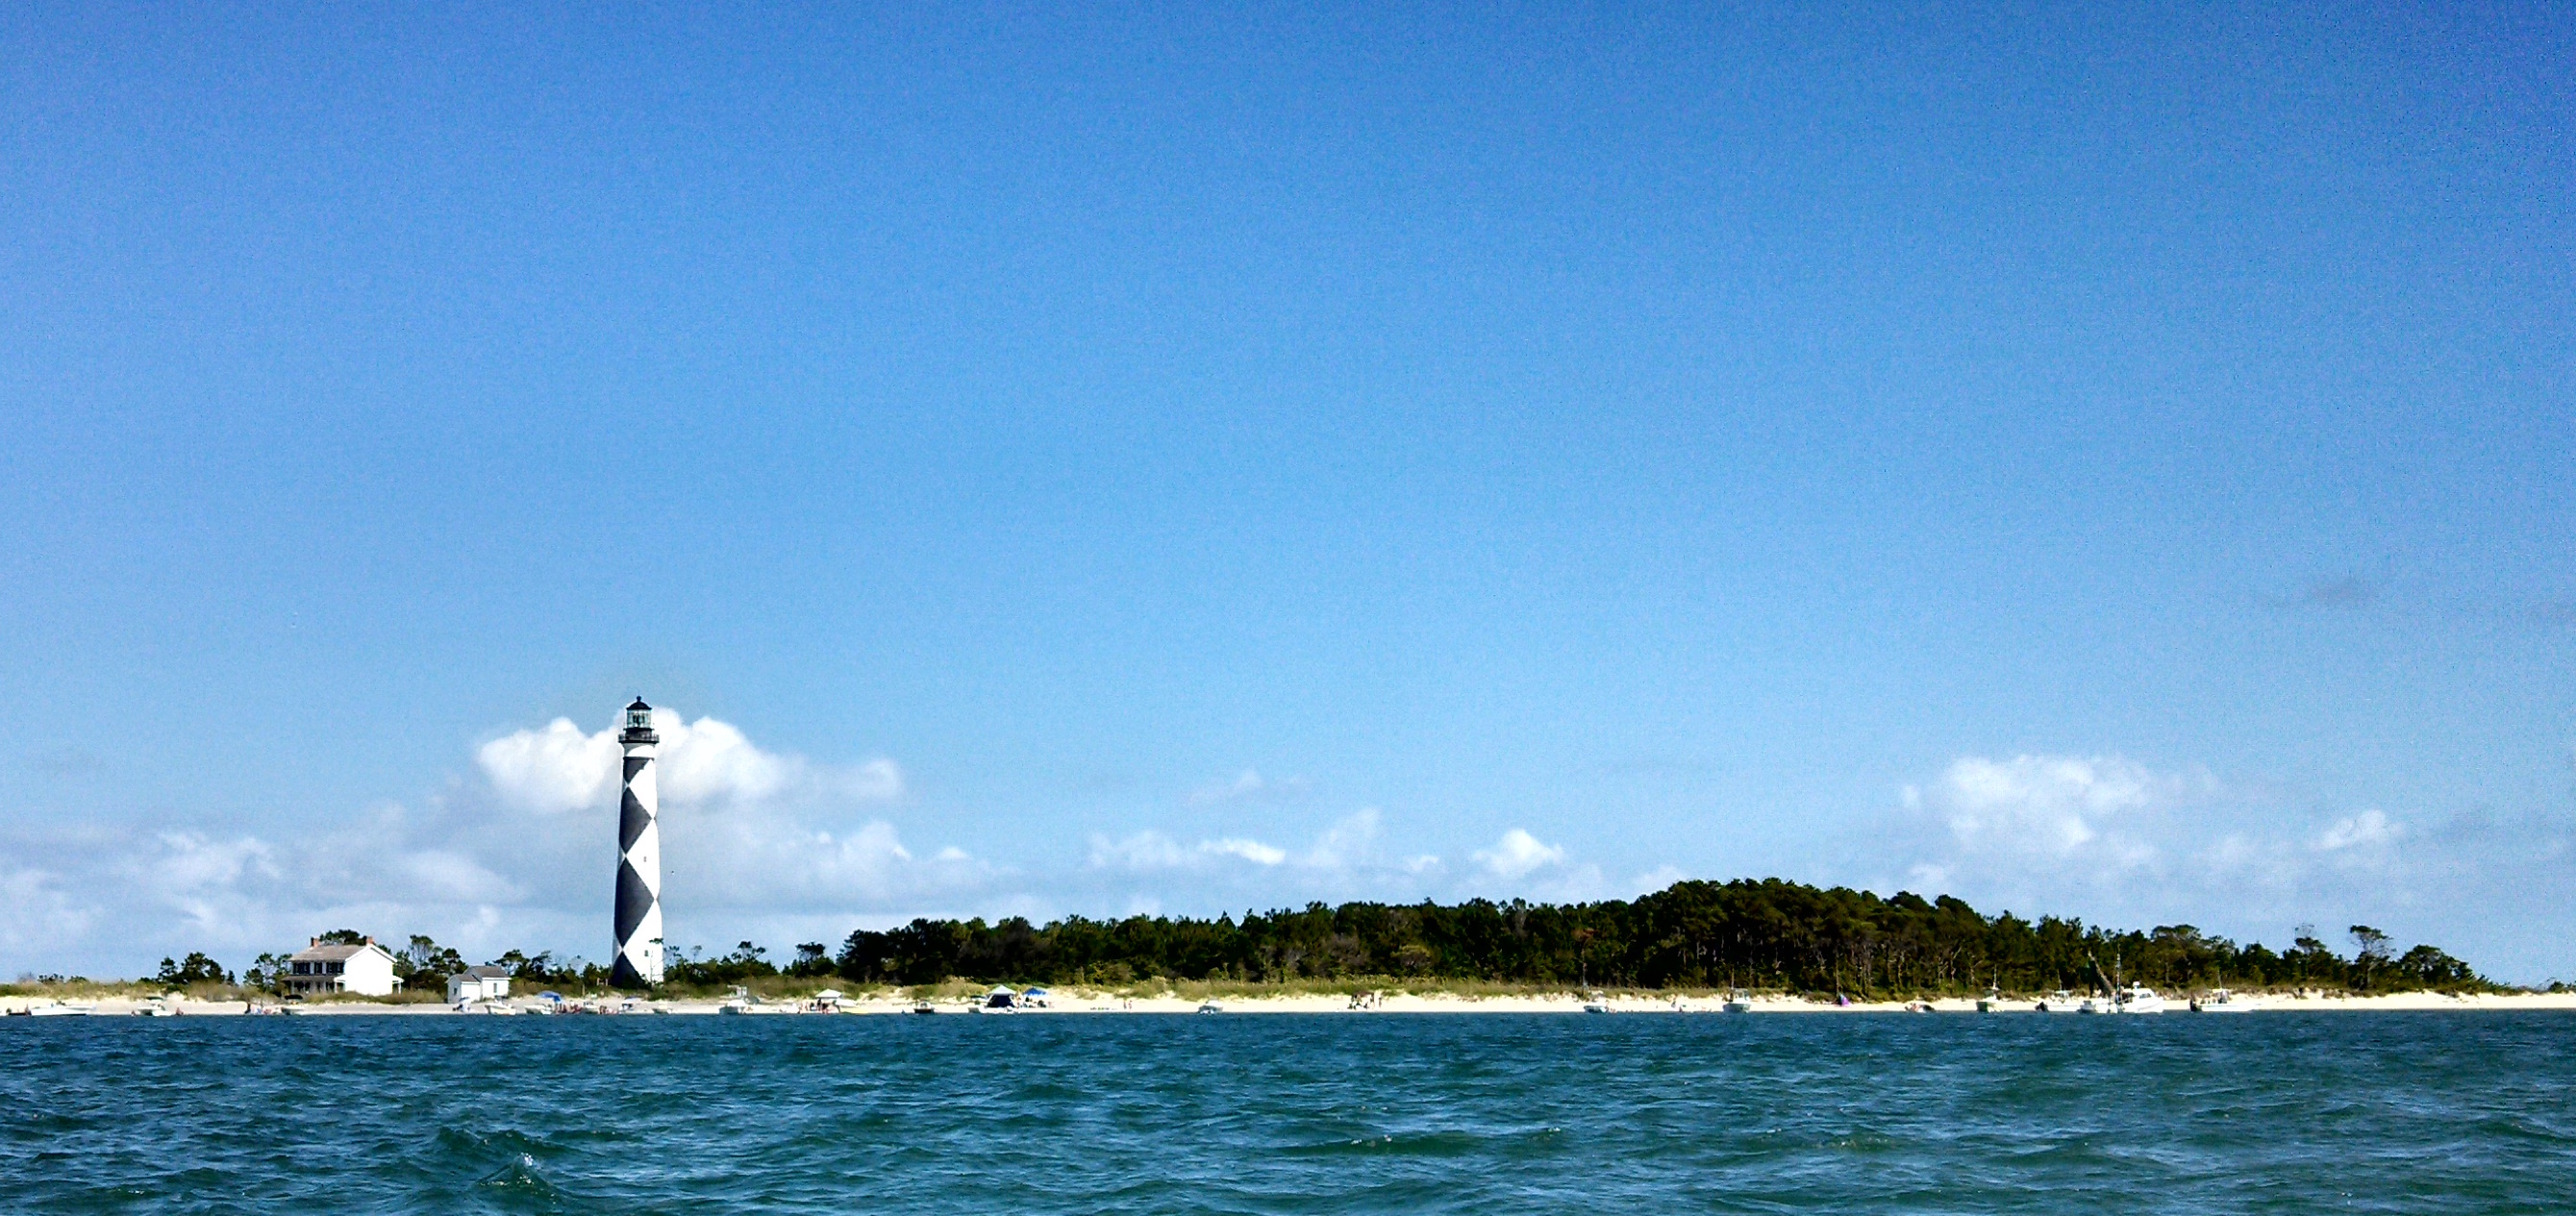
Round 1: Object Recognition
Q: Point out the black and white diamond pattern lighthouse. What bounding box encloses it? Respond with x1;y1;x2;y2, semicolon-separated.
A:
611;697;666;988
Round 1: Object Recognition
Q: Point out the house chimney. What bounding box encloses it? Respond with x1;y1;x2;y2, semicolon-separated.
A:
363;936;374;945
310;937;318;947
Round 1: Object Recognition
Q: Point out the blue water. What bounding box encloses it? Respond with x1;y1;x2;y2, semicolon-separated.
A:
4;1011;2572;1213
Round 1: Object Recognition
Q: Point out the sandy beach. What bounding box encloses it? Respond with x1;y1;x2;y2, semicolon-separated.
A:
9;988;2573;1017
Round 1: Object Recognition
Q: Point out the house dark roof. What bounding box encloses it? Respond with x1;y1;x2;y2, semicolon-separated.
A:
289;942;388;963
463;966;511;980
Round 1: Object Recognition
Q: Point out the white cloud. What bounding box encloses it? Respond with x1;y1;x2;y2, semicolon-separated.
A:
1631;864;1688;894
1934;754;2209;857
1188;769;1310;807
0;707;964;979
656;715;794;806
1855;751;2576;982
1474;829;1565;880
475;709;901;815
1087;812;1395;875
0;865;93;956
130;832;283;935
476;718;618;814
1877;754;2225;909
1301;808;1384;869
1088;831;1193;871
1085;831;1292;870
1072;807;1482;913
1202;838;1288;866
2316;808;2401;852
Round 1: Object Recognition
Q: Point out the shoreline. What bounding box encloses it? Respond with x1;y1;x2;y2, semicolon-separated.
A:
7;989;2573;1017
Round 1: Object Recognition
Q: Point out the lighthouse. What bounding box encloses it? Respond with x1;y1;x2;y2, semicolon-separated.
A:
612;697;665;987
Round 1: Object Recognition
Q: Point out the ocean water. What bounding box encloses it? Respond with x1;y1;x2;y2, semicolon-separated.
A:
4;1011;2571;1213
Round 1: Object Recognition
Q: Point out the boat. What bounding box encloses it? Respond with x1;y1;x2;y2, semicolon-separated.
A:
1720;990;1752;1014
2190;988;2260;1013
910;1000;938;1014
2034;989;2081;1013
134;1000;181;1016
2113;984;2168;1014
1195;1001;1223;1014
28;1002;96;1017
1976;986;2001;1013
1581;991;1613;1014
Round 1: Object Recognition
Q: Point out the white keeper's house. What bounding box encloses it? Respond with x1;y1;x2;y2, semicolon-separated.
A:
446;965;512;1005
283;937;399;997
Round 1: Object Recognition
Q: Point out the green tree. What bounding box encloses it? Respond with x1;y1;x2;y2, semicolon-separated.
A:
153;953;233;987
394;934;467;991
798;881;2488;997
2349;926;2393;989
241;951;290;992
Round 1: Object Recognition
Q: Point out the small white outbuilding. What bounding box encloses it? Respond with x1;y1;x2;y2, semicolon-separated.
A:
283;937;399;998
446;966;512;1005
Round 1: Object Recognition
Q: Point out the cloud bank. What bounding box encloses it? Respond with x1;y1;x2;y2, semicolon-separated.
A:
19;724;2562;984
0;710;958;978
1861;752;2576;981
0;717;1666;979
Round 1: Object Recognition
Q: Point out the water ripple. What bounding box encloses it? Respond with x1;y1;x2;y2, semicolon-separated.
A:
3;1012;2575;1212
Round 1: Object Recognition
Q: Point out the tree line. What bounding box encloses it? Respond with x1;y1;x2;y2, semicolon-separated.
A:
112;879;2492;997
816;880;2488;997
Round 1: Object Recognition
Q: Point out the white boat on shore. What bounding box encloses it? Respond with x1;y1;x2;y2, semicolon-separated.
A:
29;1002;96;1017
2035;990;2081;1013
2088;984;2167;1014
1720;991;1752;1014
2190;988;2260;1013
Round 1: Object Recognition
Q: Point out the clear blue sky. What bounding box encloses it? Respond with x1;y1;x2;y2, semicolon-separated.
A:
3;3;2571;980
